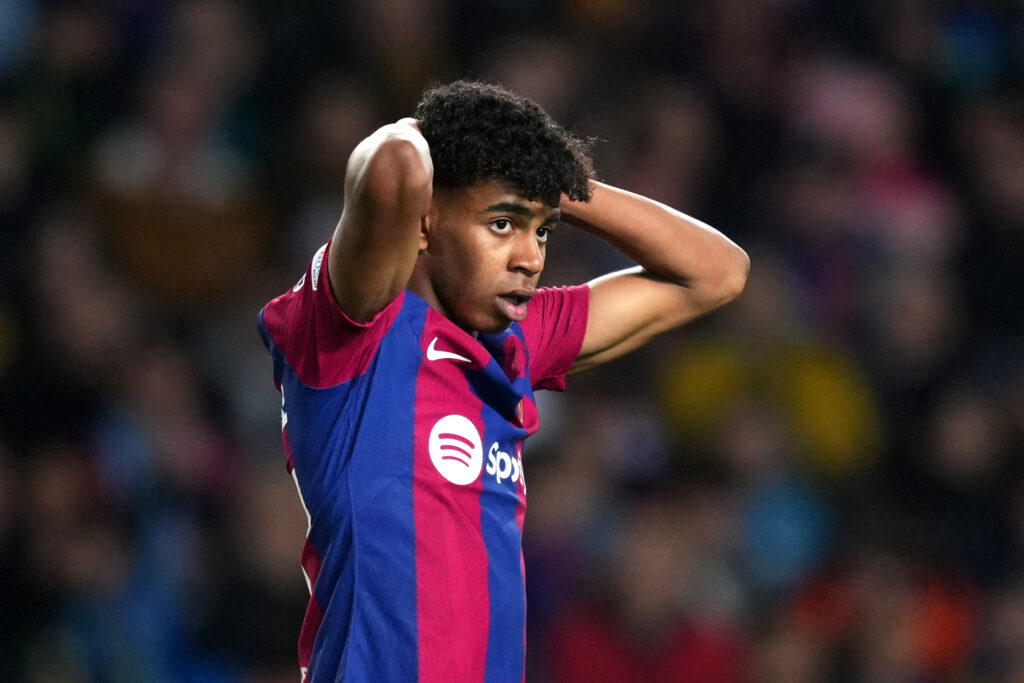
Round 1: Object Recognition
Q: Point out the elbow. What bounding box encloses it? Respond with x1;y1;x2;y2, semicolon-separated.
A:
720;246;750;303
348;128;433;202
693;245;749;312
368;137;433;196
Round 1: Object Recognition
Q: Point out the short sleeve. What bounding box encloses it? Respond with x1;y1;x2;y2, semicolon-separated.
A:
519;284;590;392
257;240;402;389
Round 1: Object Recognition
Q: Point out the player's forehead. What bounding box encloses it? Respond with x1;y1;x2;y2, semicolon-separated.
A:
441;179;558;217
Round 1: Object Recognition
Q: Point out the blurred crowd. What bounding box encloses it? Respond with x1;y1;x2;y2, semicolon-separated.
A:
0;0;1022;681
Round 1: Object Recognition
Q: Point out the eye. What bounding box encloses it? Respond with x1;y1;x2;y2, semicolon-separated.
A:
536;226;551;244
488;218;514;235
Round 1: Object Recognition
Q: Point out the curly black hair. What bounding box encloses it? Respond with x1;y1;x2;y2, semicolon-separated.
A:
414;80;595;206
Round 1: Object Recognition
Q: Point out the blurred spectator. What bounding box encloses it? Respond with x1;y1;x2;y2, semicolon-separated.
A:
788;538;979;682
915;379;1017;585
543;492;746;683
198;460;307;681
13;1;125;184
477;33;595;125
715;398;833;601
658;249;883;484
615;78;718;212
955;93;1024;336
90;56;265;316
349;0;453;112
29;203;148;388
89;0;265;318
273;75;376;269
973;579;1024;681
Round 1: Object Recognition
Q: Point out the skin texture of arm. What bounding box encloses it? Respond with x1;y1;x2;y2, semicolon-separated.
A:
562;180;750;373
328;118;433;323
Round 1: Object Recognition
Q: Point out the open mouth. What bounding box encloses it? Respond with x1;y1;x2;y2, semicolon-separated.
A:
497;291;534;321
500;293;532;307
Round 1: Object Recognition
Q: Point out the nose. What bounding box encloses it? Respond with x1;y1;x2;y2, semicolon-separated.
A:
509;230;544;277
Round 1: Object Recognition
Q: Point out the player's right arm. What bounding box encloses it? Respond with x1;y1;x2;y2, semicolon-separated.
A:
328;118;433;322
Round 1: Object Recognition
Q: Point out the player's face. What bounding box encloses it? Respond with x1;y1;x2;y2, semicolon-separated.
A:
419;179;560;333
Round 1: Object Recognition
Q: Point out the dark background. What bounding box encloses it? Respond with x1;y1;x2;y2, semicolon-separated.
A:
1;1;1023;681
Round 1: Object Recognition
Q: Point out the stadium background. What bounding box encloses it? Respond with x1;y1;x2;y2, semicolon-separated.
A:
0;0;1023;681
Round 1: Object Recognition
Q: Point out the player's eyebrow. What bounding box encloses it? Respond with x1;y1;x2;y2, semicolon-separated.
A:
484;201;536;219
484;202;561;225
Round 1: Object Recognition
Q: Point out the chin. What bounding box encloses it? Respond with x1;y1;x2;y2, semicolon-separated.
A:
455;309;509;334
479;319;512;334
467;316;509;334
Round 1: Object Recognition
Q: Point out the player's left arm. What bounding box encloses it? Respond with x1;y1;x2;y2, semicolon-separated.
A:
562;180;749;374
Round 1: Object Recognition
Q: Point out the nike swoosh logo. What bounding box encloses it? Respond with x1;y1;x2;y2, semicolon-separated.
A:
426;337;472;363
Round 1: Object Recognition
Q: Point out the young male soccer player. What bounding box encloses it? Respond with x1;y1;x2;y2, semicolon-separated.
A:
257;80;749;682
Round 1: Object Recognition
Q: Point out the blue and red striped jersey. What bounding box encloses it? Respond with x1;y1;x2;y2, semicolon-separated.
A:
256;242;589;682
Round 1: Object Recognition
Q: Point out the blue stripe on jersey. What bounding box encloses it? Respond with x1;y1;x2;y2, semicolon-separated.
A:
341;295;427;681
479;447;527;683
279;373;360;680
261;301;427;682
256;309;287;389
506;325;534;400
471;328;530;682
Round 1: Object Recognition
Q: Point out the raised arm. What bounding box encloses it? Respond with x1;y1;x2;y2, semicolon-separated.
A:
328;118;433;322
562;180;749;373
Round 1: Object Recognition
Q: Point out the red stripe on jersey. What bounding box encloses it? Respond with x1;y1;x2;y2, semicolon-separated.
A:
283;424;295;475
515;442;528;535
285;421;324;674
514;390;533;683
300;537;322;589
260;241;403;389
515;396;535;536
297;593;324;673
413;311;490;681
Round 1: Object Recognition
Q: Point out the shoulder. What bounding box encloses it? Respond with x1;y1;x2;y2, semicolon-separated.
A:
517;284;590;392
520;284;590;336
259;242;417;389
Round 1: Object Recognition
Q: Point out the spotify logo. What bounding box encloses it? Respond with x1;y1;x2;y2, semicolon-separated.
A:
428;415;483;485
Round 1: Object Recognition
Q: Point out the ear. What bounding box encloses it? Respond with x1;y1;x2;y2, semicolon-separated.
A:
419;200;439;253
419;214;430;252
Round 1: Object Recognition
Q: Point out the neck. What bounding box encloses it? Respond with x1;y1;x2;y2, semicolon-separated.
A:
407;259;447;318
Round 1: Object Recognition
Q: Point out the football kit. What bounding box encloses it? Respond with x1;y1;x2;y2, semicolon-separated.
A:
257;241;589;682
